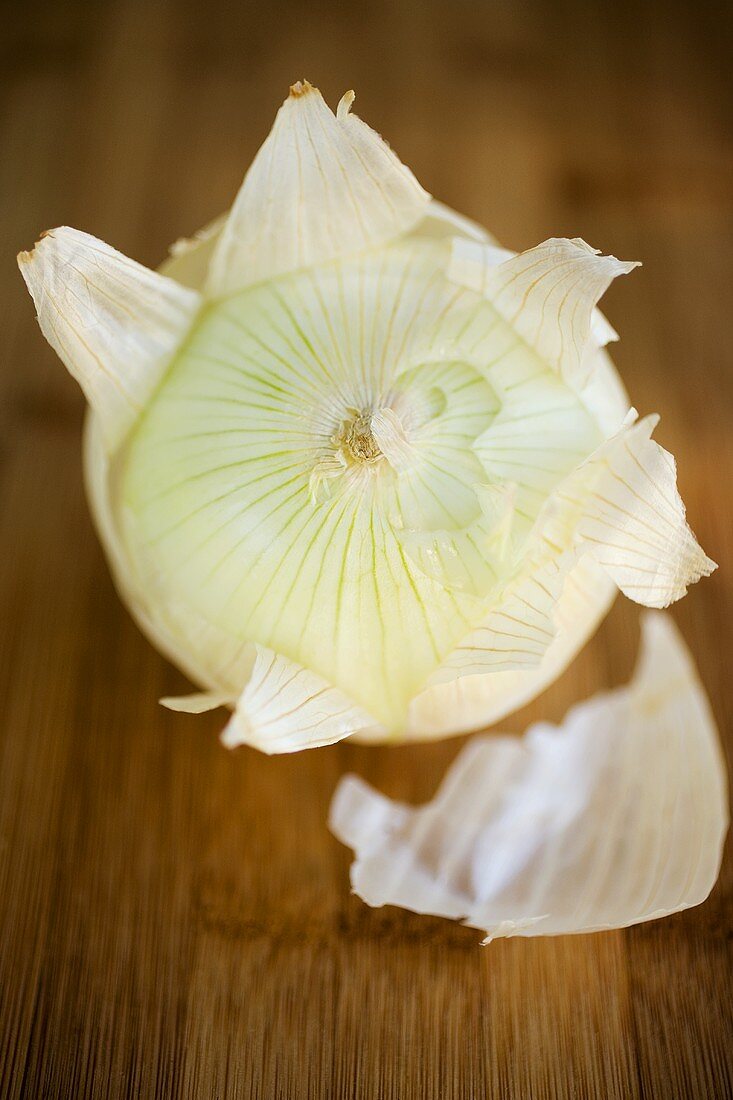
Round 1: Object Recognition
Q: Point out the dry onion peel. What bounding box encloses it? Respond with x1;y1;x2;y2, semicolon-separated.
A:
330;613;728;940
19;81;715;752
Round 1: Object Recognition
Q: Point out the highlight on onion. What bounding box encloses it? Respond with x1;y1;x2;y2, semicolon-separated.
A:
19;80;715;753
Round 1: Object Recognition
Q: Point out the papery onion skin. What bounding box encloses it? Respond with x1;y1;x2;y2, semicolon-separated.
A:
330;613;729;940
20;83;715;751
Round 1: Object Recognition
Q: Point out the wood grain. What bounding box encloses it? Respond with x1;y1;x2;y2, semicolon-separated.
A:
1;1;731;1096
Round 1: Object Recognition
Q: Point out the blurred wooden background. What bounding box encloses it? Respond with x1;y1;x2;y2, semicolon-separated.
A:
1;0;731;1096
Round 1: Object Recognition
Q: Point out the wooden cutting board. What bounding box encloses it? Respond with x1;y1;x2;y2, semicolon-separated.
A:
1;0;730;1095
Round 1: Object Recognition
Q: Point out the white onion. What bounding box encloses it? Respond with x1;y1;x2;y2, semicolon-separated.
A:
19;82;714;752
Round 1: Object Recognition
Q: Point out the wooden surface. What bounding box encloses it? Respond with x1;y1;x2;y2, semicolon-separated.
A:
1;1;732;1096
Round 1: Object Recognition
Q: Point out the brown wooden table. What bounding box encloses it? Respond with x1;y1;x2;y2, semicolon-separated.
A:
2;1;731;1096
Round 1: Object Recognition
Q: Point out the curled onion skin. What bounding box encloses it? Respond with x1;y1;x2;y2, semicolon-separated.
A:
331;614;728;940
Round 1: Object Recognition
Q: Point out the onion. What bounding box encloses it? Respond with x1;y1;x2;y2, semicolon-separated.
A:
19;82;714;752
